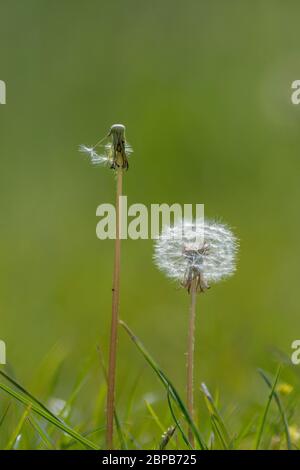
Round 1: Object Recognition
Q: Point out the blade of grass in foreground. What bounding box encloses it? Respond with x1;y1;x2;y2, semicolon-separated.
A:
125;369;144;427
28;416;56;450
0;382;99;450
62;425;106;449
159;424;176;450
167;388;191;449
5;404;31;450
0;402;11;428
258;367;291;450
255;366;281;450
0;370;61;423
235;414;257;448
120;320;207;450
201;383;232;449
58;354;96;421
145;399;165;433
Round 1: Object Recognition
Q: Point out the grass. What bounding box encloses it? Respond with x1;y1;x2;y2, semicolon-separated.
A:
0;324;298;450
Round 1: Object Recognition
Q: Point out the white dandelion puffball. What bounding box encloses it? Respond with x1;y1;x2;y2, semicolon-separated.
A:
153;220;238;292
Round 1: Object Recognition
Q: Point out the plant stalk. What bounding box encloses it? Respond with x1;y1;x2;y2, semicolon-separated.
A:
106;168;123;449
187;278;197;446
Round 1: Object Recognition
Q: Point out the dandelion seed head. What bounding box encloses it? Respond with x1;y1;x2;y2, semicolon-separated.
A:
153;219;238;292
79;145;93;154
79;123;132;170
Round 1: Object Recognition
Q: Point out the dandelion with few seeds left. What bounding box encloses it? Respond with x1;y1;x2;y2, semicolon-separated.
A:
153;219;238;445
80;124;132;449
79;124;132;169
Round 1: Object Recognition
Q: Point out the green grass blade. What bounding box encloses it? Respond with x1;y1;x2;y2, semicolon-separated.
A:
5;404;31;450
114;412;128;450
125;369;144;426
62;425;106;449
167;388;191;449
258;368;292;450
145;399;165;433
159;424;176;450
255;367;281;450
120;320;207;450
0;370;61;423
201;382;231;449
235;414;257;448
210;416;227;449
0;382;99;449
58;355;94;420
28;416;56;449
31;341;68;396
0;402;11;428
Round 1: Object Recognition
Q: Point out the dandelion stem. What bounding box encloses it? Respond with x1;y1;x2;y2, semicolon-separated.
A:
187;278;197;446
106;168;123;449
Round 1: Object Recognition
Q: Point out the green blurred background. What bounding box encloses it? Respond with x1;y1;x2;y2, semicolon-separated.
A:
1;0;300;437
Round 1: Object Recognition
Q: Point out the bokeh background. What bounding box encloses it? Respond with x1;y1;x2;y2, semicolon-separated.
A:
1;0;300;445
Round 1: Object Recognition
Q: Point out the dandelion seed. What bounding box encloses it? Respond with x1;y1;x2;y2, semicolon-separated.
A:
79;144;109;166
